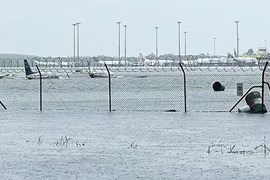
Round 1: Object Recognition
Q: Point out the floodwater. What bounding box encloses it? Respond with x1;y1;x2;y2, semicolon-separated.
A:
0;67;270;179
1;110;270;179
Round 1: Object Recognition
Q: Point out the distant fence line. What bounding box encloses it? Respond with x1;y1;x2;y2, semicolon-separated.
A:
0;56;269;73
0;56;270;113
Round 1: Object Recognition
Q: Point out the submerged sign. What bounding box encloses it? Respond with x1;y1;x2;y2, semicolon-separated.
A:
237;83;243;96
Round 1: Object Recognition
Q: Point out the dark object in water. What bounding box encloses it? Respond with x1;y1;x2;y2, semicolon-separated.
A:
212;81;225;91
165;109;176;112
133;75;147;78
245;91;267;113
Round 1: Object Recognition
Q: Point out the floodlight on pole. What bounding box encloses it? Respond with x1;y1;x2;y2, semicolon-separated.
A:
76;22;81;60
117;22;121;66
184;31;187;57
213;37;216;56
72;23;76;60
177;21;181;57
235;21;239;57
155;26;158;59
124;25;127;66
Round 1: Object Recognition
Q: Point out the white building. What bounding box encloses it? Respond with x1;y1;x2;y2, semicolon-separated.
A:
257;47;267;56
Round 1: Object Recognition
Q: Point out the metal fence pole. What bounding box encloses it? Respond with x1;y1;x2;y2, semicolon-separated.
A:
179;63;187;112
0;101;6;109
104;63;111;112
36;65;42;111
262;61;268;113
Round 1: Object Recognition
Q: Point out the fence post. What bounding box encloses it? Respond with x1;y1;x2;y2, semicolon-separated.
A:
0;101;6;109
262;61;268;113
179;63;187;112
104;63;112;112
36;65;42;111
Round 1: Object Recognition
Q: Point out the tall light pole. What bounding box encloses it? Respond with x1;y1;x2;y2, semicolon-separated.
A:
124;25;127;66
235;21;239;57
184;31;187;57
155;26;158;59
177;21;181;57
72;23;76;60
213;37;216;56
76;22;81;60
117;22;121;66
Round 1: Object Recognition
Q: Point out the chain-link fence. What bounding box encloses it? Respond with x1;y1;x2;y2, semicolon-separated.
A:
0;56;269;112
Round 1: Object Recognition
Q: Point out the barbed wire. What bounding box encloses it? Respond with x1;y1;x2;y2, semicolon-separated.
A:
0;56;269;73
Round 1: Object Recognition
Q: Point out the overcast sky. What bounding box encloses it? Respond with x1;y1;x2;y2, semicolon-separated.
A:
0;0;269;57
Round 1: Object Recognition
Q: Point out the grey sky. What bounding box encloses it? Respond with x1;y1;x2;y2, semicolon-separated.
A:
0;0;269;57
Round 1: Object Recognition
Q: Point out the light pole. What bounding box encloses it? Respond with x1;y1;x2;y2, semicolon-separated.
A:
76;22;81;60
155;26;158;59
184;31;187;57
235;21;239;57
72;23;76;60
117;22;121;66
177;21;181;57
124;25;127;66
213;37;216;56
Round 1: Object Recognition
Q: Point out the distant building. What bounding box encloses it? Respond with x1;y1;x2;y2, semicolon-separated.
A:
257;47;267;56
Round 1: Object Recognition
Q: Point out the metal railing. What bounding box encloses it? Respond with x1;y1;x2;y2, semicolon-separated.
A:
229;61;270;113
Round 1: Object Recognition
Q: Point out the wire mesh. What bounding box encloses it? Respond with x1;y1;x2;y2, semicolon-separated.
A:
0;57;269;112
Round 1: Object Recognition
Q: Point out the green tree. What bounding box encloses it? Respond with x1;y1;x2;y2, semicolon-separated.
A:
246;48;254;55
